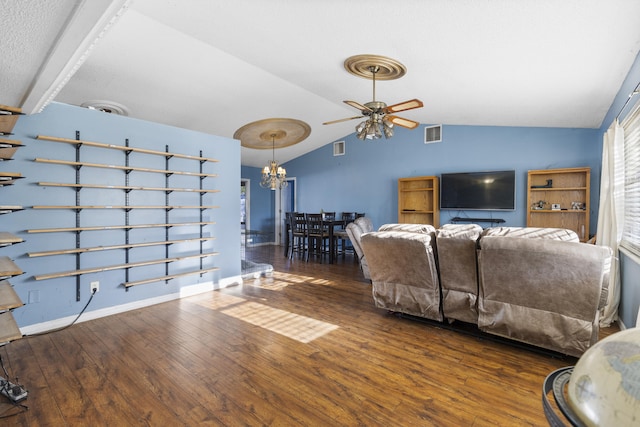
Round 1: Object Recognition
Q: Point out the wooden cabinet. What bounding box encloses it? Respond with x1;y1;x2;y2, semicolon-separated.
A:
527;167;590;241
398;176;439;228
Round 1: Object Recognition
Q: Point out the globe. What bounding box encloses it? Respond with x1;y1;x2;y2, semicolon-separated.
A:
567;327;640;426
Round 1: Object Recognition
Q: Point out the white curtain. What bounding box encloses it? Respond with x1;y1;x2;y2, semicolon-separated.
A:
597;120;624;326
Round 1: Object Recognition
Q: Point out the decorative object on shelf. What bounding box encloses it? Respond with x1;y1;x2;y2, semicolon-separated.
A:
532;200;547;210
551;203;561;210
323;54;423;140
234;118;311;190
260;133;287;190
531;179;553;188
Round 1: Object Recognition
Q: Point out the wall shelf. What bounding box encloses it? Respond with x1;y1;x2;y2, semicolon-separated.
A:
33;133;219;294
27;236;216;258
34;158;217;178
26;221;216;234
34;253;218;281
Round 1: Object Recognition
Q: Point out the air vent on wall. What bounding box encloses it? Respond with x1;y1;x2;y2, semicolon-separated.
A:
333;140;345;156
424;125;442;144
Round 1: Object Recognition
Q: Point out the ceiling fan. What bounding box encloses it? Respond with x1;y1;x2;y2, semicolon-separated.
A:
323;62;423;140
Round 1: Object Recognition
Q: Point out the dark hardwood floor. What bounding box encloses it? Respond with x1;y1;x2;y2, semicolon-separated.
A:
0;244;620;426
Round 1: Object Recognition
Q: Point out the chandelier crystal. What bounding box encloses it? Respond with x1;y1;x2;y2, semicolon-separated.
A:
260;134;287;190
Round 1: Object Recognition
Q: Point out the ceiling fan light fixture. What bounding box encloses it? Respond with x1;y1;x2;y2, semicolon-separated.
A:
325;55;423;141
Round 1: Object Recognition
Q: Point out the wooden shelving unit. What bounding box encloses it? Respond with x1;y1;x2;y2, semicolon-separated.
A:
398;176;439;228
0;105;25;347
34;133;220;296
527;167;590;241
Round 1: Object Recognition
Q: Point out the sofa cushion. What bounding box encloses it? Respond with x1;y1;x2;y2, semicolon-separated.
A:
481;226;579;242
378;223;436;234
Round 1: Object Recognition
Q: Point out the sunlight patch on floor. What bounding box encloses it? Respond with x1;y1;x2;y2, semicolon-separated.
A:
221;301;339;343
193;292;247;310
246;271;334;291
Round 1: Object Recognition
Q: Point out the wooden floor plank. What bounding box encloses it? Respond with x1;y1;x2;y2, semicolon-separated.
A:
0;244;620;426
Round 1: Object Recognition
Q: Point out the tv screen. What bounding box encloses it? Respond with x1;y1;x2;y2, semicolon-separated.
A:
440;170;516;211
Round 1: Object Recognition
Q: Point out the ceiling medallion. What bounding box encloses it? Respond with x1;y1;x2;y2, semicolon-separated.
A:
233;118;311;149
343;54;407;81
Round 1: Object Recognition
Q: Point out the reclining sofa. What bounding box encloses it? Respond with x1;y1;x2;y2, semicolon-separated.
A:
360;224;613;357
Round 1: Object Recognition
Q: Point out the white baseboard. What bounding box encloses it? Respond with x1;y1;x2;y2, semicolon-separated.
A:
20;274;243;336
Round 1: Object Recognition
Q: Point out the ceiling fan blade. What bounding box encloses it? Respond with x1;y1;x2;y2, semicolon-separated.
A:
323;116;363;125
344;100;373;112
385;99;423;113
386;115;420;129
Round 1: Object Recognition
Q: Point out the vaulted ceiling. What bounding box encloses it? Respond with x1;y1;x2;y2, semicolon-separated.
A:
3;0;640;167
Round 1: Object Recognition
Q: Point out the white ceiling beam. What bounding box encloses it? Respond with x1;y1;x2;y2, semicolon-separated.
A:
21;0;132;114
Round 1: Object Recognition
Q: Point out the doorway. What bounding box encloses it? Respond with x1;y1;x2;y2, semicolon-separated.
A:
275;177;296;245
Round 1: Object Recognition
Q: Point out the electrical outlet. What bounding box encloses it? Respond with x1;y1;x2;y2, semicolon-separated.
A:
90;281;99;293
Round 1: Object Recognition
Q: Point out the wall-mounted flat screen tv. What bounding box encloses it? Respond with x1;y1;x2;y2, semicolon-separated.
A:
440;170;516;211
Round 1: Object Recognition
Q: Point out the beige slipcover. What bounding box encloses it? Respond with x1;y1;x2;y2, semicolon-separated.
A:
436;223;483;324
345;217;374;280
477;236;612;357
361;230;442;321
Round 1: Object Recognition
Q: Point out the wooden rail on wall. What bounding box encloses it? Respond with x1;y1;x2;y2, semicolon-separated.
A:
32;133;220;293
123;267;220;288
34;158;218;178
36;135;219;163
34;253;218;281
38;181;221;194
27;237;216;258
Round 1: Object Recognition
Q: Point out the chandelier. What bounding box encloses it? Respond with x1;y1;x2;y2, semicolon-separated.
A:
260;134;287;190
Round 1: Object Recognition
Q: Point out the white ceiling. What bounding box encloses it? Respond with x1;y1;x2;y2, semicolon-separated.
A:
3;0;640;167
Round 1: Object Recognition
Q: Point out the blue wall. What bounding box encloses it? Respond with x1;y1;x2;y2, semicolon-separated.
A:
252;125;601;233
5;103;241;328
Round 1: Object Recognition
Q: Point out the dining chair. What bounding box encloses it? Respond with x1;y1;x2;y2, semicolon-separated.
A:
284;212;294;257
305;213;330;262
290;212;308;260
334;212;356;258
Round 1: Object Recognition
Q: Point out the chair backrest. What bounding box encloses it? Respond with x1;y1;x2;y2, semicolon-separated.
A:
305;213;326;235
341;212;356;224
322;211;336;221
292;212;307;234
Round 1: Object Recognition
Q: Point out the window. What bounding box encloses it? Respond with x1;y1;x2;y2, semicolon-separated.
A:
621;103;640;256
